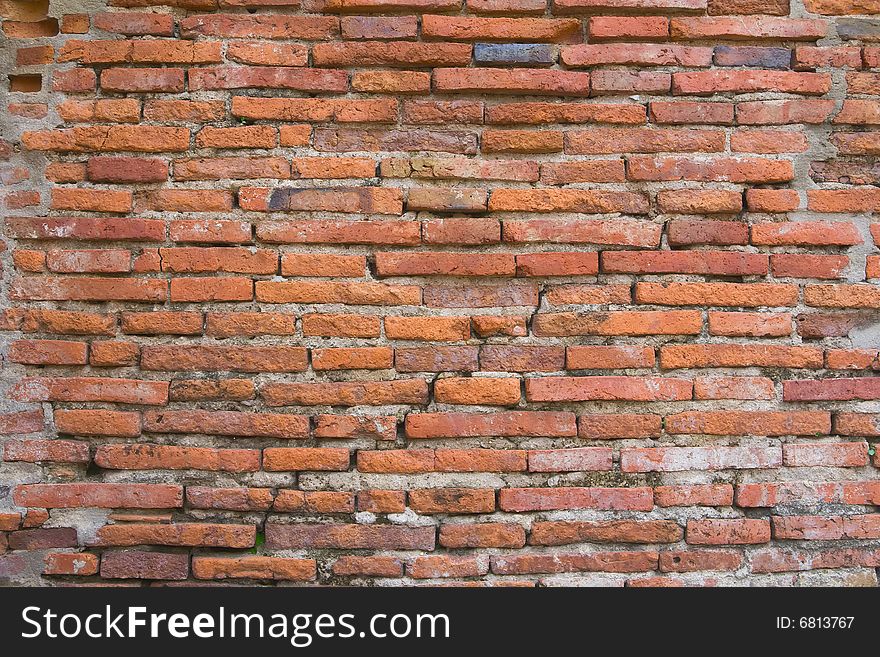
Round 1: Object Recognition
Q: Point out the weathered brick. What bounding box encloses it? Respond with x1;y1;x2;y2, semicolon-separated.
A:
434;377;521;405
95;444;260;472
405;411;576;437
499;487;654;512
143;409;309;438
621;446;783;472
526;376;692;402
266;524;435;550
409;488;495;514
491;551;658;575
44;552;99;576
14;484;182;509
261;380;428;406
3;0;875;589
193;557;316;581
531;520;682;546
686;519;771;545
440;523;525;548
94;524;255;548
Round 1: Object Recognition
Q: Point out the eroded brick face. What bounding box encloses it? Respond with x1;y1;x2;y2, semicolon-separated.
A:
0;0;878;588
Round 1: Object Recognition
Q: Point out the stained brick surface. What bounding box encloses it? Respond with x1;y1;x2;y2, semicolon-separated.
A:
0;0;878;587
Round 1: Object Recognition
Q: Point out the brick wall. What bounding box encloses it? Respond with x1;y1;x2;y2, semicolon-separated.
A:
0;0;878;586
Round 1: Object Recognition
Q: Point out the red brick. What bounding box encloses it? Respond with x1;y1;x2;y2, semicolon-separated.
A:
687;519;771;545
638;283;798;307
564;44;711;67
731;129;808;154
274;491;354;514
693;376;776;400
187;487;273;511
491;551;658;575
376;252;513;277
169;379;255;402
3;440;88;464
566;128;722;155
486;101;645;125
8;340;87;366
628;157;793;183
525;376;692;402
531;520;682;546
313;42;471;67
143;409;307;438
261;380;428;406
94;11;173;35
835;413;880;437
707;312;791;337
405;411;576;438
483;130;562;154
621;446;782;472
433;449;525;473
434;377;521;405
503;218;660;246
263;448;350;471
480;345;565;371
783;378;880;401
54;409;140;437
312;347;393;370
424;15;580;42
8;529;77;551
95;445;260;472
266;524;435;550
434;68;590;96
206;313;295;337
0;410;44;435
666;411;830;436
655;485;734;507
44;552;99;576
4;0;875;588
591;70;671;94
409;488;495;514
395;346;479;372
439;523;525;548
6;216;164;242
527;448;613;472
589;16;669;40
578;414;663;440
141;346;307;372
805;284;880;308
783;442;868;467
258;221;419;246
408;555;489;579
658;190;743;214
424;283;539;307
515;252;598;276
354;490;405;515
672;16;826;40
604;251;763;275
94;524;255;549
14;483;181;509
659;550;742;573
193;557;315;581
746;189;800;213
357;450;436;474
499;487;654;512
533;311;701;336
314;415;397;440
650;101;734;125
